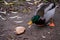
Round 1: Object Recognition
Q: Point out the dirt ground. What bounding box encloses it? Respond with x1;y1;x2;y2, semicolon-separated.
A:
0;3;60;40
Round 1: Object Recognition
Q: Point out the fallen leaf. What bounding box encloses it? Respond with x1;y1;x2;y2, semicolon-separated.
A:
27;2;33;5
0;15;6;20
17;16;22;19
9;16;22;19
4;0;14;5
11;11;18;14
14;21;23;23
0;11;6;14
4;0;8;5
42;35;46;38
9;16;18;19
26;0;31;1
34;1;38;5
23;8;27;13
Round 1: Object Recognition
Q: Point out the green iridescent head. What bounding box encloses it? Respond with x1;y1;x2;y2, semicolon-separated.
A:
31;15;40;23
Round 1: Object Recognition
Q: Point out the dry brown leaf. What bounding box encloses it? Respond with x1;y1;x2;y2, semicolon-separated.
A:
23;8;27;13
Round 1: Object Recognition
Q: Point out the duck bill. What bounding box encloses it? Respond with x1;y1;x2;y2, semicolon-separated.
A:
28;20;33;25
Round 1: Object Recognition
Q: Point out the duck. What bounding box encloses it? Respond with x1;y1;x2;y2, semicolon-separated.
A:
28;2;57;27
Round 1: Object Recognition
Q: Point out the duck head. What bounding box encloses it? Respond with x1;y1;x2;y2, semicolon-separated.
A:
31;15;45;25
28;15;40;25
31;15;40;23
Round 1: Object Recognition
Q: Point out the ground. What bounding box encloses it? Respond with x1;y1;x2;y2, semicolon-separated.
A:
0;3;60;40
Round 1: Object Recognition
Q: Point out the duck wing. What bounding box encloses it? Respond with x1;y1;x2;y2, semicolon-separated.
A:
44;3;54;14
44;7;56;22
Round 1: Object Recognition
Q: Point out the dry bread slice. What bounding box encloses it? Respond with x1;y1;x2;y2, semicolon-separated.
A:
15;26;25;34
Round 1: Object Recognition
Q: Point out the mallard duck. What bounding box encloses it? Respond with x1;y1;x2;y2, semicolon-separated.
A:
28;2;57;27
